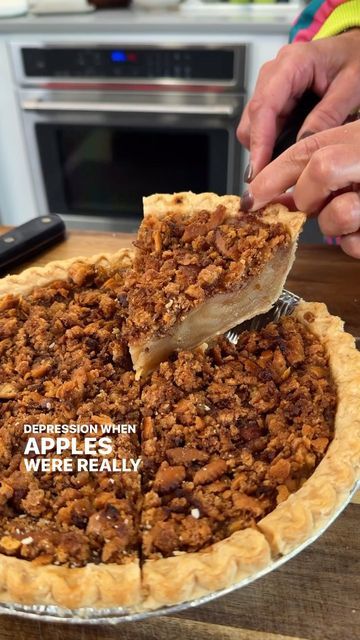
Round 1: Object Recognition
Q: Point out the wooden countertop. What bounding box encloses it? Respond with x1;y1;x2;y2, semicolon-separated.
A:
0;229;359;640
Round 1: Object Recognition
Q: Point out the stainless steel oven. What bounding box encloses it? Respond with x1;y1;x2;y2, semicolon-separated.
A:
11;43;247;231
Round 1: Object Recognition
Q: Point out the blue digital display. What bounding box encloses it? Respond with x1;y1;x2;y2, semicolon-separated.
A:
111;51;127;63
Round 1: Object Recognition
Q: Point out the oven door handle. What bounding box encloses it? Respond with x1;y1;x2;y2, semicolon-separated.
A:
21;98;236;117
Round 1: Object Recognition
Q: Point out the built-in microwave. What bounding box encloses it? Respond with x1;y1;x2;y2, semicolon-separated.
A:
12;43;247;231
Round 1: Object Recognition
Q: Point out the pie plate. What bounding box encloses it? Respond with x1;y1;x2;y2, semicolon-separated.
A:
0;291;358;624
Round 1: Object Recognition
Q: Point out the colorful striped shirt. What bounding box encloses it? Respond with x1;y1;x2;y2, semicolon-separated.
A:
290;0;360;43
290;0;360;245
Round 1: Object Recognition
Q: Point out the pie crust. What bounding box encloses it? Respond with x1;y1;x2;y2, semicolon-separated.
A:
127;192;306;377
0;248;359;612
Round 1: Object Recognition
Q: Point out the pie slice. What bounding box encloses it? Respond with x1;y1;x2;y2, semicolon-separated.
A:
125;192;305;377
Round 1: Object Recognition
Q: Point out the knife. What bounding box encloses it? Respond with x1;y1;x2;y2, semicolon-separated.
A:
271;90;320;160
0;214;66;276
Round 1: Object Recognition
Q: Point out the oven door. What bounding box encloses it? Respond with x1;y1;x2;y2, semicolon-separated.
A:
21;90;244;231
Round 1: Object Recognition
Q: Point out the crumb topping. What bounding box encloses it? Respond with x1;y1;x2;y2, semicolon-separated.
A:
140;317;336;559
0;260;141;567
124;208;291;344
0;260;336;567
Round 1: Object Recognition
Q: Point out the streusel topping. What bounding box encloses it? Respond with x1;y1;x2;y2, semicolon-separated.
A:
124;208;291;344
0;260;141;566
140;317;336;559
0;261;336;566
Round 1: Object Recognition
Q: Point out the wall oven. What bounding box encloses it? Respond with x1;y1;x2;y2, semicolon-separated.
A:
12;43;247;231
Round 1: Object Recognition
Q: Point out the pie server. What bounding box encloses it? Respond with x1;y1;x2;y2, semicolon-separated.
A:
226;290;360;351
271;90;320;160
0;214;66;276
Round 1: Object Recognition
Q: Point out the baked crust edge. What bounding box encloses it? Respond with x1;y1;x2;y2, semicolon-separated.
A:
142;192;306;241
141;528;271;610
258;300;360;554
0;249;134;298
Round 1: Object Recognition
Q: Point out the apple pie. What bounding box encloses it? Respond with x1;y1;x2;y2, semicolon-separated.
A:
0;214;359;613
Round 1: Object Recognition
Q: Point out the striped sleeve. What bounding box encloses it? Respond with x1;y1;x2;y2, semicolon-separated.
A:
289;0;360;43
314;0;360;39
289;0;360;248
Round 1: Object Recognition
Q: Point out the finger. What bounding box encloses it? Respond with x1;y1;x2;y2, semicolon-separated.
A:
293;144;360;213
237;102;251;149
340;232;360;259
317;191;360;236
237;102;287;175
244;46;316;175
249;106;285;176
241;121;360;211
238;101;292;179
298;66;360;139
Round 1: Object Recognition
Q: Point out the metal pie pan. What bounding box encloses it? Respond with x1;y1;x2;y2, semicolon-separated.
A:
0;291;358;624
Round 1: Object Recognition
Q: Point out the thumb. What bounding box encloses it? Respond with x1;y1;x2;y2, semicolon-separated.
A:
297;68;360;139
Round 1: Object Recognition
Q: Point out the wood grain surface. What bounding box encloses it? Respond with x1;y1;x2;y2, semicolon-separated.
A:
0;229;359;640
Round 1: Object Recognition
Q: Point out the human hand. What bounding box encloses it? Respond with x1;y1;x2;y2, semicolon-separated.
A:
237;30;360;179
240;121;360;259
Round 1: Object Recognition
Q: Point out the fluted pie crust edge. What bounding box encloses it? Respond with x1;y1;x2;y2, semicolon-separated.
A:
0;254;359;612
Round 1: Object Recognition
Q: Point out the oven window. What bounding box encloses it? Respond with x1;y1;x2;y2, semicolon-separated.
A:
36;124;229;217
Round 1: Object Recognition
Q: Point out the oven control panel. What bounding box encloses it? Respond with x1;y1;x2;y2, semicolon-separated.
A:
19;46;245;86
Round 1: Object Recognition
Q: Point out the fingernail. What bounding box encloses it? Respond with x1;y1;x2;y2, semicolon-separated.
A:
298;130;315;141
241;190;254;212
243;162;253;183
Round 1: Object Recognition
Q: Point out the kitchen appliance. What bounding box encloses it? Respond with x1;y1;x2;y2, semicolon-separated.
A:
11;43;247;231
90;0;130;7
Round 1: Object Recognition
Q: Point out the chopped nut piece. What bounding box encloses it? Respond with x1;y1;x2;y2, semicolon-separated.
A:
143;416;154;440
193;460;227;486
268;459;291;483
153;228;162;253
0;536;21;555
0;383;17;399
197;265;222;287
153;465;186;493
166;447;209;466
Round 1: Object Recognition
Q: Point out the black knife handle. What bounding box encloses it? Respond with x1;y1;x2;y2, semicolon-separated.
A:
271;90;320;160
0;214;66;275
